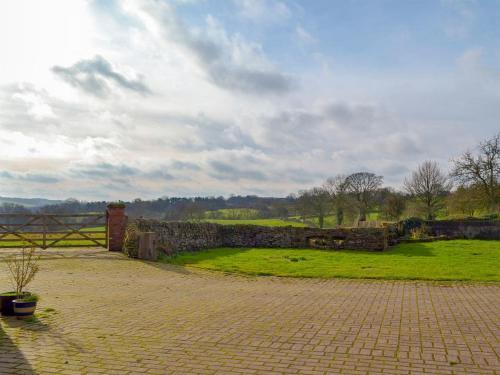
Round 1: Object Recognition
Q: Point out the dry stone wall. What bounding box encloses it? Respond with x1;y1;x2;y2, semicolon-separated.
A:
134;219;388;253
425;219;500;240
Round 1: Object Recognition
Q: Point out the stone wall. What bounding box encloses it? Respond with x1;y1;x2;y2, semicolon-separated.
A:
134;219;388;254
425;219;500;240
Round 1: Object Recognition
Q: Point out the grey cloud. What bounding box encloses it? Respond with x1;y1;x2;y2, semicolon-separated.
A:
71;163;140;178
262;109;324;151
22;174;60;183
279;168;326;184
52;55;151;97
135;1;292;95
171;161;201;171
260;101;393;156
210;161;267;181
324;103;377;130
380;163;410;176
0;171;61;183
180;116;258;151
72;163;176;182
144;169;175;180
381;135;422;156
0;171;14;179
210;65;292;94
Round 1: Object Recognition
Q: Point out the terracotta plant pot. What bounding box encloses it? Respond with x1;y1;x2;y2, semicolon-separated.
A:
13;299;37;319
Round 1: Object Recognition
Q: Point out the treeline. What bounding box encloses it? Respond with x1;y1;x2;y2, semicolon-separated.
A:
295;133;499;227
0;195;295;221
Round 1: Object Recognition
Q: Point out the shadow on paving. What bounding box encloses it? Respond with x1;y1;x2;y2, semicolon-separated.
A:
0;320;35;374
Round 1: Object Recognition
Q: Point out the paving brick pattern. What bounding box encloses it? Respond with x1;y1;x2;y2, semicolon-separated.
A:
0;248;498;374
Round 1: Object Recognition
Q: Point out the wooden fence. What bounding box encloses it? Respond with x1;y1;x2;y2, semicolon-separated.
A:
0;213;108;249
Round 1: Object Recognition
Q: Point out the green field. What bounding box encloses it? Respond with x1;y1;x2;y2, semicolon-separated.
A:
205;208;260;219
203;218;307;227
162;240;500;281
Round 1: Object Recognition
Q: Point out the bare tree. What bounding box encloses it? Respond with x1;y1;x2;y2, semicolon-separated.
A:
404;161;451;220
345;172;383;221
295;191;311;223
451;133;500;213
298;187;331;228
446;186;482;217
381;190;407;221
185;201;206;222
323;175;349;226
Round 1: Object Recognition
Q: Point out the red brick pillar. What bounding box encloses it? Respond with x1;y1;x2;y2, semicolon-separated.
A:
107;203;127;251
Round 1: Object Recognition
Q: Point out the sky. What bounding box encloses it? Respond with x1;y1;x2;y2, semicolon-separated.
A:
0;0;499;201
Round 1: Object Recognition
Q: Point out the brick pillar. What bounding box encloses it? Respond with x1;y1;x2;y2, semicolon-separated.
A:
107;203;127;251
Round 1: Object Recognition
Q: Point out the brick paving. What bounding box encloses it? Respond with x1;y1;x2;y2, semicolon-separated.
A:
0;248;498;374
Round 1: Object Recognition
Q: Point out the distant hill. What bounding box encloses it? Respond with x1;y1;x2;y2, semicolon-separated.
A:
0;196;63;208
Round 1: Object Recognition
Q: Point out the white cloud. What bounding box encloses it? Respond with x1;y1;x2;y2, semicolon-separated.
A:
122;0;293;95
295;25;317;44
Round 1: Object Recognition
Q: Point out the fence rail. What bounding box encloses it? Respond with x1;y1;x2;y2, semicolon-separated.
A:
0;213;108;249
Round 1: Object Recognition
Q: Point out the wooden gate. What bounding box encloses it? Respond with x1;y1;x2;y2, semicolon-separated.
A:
0;213;108;249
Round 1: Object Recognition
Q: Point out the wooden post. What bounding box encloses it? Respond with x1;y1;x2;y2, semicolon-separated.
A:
42;216;47;249
107;203;127;251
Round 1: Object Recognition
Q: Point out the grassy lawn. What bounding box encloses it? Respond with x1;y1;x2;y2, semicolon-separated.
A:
203;218;307;227
162;240;500;281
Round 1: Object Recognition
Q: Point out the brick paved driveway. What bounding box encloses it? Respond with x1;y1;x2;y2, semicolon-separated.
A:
0;248;498;374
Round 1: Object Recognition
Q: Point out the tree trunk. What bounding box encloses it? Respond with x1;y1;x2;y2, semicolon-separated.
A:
336;208;344;226
318;214;324;229
359;207;366;222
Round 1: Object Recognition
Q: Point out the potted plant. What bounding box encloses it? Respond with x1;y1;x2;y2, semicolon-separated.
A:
4;247;40;319
0;291;26;316
13;293;39;318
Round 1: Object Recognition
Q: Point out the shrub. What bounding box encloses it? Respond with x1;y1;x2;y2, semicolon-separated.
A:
399;217;424;236
5;247;40;299
22;293;39;303
481;213;499;220
122;223;140;258
410;223;429;240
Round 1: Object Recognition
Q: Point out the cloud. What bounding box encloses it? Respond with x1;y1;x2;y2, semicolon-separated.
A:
171;161;201;171
125;1;293;94
259;101;383;154
12;89;56;121
209;160;267;181
71;163;140;178
442;0;476;38
233;0;292;24
21;173;61;183
295;25;316;45
457;47;483;70
0;171;60;184
323;102;378;130
2;0;499;200
52;55;151;97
